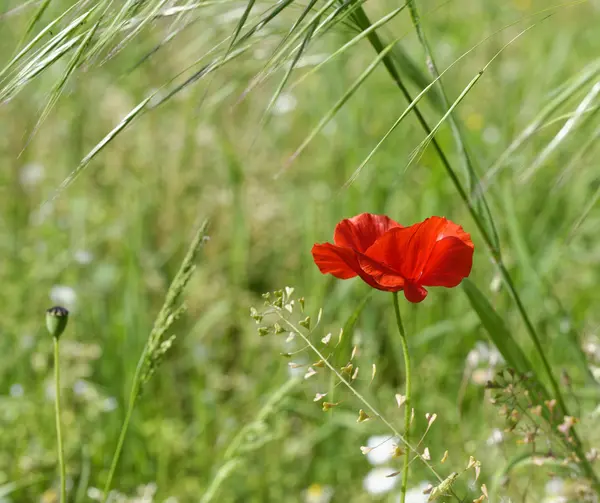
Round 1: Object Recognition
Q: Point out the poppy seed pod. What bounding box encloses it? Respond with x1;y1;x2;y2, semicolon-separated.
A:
46;306;69;339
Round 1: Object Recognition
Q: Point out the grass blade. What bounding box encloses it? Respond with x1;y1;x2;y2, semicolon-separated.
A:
281;36;401;174
462;279;538;379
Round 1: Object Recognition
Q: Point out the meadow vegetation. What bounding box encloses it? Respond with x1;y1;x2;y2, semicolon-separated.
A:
1;0;600;501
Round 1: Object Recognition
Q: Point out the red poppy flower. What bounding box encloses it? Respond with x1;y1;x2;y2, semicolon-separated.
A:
311;213;474;303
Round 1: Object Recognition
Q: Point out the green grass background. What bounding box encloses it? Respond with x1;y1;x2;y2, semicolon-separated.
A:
1;0;600;501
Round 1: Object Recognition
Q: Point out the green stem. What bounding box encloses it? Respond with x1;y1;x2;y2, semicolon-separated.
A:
53;337;67;503
392;292;411;503
101;351;145;502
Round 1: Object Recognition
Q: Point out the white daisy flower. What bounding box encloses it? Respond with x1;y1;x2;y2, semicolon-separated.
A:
365;435;398;466
303;483;334;503
19;162;45;188
50;285;77;311
271;93;297;115
363;467;399;496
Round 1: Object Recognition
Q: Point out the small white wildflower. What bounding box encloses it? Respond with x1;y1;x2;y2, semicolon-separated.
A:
87;487;103;500
471;368;495;386
74;249;94;265
50;285;77;311
271;93;297;115
73;380;89;396
365;435;398;466
303;483;334;503
482;126;501;145
466;349;480;367
559;318;571;334
19;162;45;188
363;467;399;496
399;481;431;503
102;397;118;412
543;479;567;503
486;428;504;446
10;383;24;398
488;345;504;366
45;382;56;402
489;273;502;293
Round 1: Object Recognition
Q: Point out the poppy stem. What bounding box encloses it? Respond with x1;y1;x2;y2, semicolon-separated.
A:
53;337;67;503
392;292;411;503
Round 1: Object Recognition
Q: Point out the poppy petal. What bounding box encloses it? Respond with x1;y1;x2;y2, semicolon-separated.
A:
334;213;402;252
311;243;360;279
363;216;472;283
312;243;391;290
419;236;474;287
356;253;405;291
404;283;428;303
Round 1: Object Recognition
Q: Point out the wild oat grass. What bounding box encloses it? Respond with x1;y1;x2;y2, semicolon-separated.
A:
1;0;600;501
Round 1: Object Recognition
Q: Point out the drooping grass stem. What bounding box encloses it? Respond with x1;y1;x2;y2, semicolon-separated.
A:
392;292;411;503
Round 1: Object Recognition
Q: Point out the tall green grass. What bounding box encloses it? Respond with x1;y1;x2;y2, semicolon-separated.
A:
1;0;600;501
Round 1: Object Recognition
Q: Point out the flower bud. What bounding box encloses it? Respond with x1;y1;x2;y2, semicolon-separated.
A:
46;306;69;339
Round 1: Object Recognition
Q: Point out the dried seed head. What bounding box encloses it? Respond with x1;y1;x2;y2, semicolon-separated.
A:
341;362;353;375
299;316;311;329
422;447;431;460
46;306;69;339
441;450;448;463
395;394;406;408
426;413;438;427
392;445;404;458
304;367;317;379
313;393;327;402
357;409;370;423
250;307;263;323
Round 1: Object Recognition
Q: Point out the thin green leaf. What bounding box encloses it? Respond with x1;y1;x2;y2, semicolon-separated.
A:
480;57;600;197
24;19;102;149
47;94;153;204
15;0;54;51
290;5;407;91
520;81;600;183
462;279;537;378
281;36;401;174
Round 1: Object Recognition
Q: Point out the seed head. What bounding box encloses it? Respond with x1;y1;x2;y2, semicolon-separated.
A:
46;306;69;339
